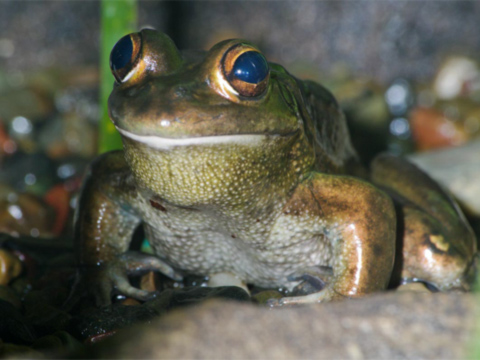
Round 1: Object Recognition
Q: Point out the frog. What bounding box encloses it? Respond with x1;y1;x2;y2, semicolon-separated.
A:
74;29;477;307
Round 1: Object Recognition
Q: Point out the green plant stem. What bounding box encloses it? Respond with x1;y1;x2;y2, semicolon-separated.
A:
99;0;137;153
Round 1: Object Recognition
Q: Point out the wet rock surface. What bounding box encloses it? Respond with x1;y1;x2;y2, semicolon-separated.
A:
409;139;480;217
88;293;478;359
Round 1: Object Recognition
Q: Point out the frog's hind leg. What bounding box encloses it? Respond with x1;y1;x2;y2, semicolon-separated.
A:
370;154;477;291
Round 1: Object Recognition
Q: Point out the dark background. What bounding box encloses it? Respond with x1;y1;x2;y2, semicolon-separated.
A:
1;1;479;84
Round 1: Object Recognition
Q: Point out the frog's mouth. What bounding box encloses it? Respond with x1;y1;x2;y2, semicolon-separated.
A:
116;126;281;150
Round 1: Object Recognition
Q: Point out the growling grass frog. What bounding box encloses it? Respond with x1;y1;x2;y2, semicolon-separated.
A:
75;29;477;306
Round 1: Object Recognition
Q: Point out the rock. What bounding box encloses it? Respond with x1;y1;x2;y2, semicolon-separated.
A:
433;56;480;100
0;233;73;275
0;184;55;237
0;152;57;195
0;184;56;237
91;292;477;359
408;139;480;216
409;107;469;151
43;184;71;236
0;248;22;285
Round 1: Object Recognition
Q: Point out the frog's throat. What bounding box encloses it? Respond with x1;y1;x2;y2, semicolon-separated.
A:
116;126;271;150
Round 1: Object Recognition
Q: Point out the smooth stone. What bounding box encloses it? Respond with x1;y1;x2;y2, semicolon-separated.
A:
0;152;56;195
91;292;477;359
408;139;480;216
409;106;469;151
0;184;56;237
0;248;22;285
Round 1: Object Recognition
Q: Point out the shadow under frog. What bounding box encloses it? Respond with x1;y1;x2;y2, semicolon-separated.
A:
74;29;477;306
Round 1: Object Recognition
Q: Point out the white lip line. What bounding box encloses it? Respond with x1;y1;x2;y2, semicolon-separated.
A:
116;126;270;149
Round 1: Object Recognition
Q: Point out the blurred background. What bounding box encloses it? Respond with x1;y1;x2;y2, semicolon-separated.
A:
2;1;480;81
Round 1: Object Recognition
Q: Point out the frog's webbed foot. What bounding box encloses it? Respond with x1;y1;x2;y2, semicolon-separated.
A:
77;251;183;307
267;286;345;307
287;266;334;295
267;267;342;307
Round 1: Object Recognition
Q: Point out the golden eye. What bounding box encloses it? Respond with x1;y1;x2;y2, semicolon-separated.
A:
222;45;270;97
109;32;142;83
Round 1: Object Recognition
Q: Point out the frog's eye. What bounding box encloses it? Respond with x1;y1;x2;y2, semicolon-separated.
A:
222;45;269;97
110;33;142;83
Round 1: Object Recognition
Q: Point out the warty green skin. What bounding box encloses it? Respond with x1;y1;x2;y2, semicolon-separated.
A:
74;30;477;306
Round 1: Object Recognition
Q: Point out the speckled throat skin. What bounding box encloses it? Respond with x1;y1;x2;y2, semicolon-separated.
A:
122;132;326;288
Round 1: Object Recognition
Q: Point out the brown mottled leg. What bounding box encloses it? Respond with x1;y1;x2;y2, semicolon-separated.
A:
371;154;477;291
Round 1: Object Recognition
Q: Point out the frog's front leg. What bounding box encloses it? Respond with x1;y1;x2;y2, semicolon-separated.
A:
73;151;182;306
271;173;396;306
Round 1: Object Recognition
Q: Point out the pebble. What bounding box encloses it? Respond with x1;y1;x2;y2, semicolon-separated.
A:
0;249;22;286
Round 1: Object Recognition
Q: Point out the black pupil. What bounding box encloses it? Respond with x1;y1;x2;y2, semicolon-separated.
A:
233;51;268;84
110;34;133;71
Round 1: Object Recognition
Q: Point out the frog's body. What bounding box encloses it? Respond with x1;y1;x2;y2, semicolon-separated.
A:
75;30;476;305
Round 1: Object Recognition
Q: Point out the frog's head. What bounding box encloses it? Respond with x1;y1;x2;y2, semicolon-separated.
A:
107;29;314;206
108;29;307;144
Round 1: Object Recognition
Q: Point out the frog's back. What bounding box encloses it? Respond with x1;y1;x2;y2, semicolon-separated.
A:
299;79;361;175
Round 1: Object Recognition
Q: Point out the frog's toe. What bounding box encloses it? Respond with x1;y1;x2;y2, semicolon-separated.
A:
287;266;333;291
113;275;160;302
267;287;344;307
119;251;183;281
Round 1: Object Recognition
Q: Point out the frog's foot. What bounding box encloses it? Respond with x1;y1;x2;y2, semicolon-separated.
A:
116;251;183;280
82;251;183;307
287;266;334;294
267;267;343;307
267;286;345;307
